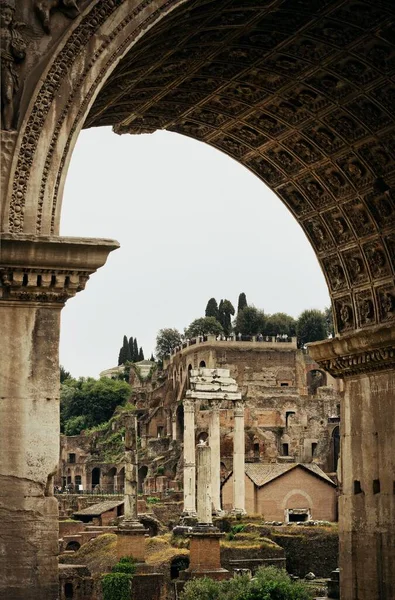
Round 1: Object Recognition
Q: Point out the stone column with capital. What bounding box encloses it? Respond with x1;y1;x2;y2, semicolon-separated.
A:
183;398;196;516
232;400;246;515
309;326;395;600
209;399;222;514
196;441;213;526
116;412;147;561
0;234;118;600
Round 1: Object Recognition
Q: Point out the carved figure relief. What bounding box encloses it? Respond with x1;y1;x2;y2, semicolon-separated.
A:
0;0;26;131
34;0;80;34
305;218;333;253
299;177;332;209
335;298;355;333
278;184;311;217
323;210;354;246
246;155;283;185
357;296;375;327
324;257;347;291
363;241;390;278
377;285;395;322
343;248;369;285
343;199;375;237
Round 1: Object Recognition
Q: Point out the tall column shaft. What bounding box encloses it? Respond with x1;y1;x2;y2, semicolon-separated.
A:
309;328;395;600
183;399;196;515
233;400;245;514
0;235;118;599
0;303;61;600
209;401;221;513
123;414;138;522
196;443;212;525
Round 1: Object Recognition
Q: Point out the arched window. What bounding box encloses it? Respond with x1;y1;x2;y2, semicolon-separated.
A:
199;360;206;368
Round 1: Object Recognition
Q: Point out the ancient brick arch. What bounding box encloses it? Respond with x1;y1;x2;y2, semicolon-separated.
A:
1;2;395;599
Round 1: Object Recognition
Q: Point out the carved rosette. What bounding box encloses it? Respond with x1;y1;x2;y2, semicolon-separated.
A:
308;327;395;378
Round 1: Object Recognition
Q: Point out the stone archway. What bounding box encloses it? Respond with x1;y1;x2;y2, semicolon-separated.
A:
1;2;395;599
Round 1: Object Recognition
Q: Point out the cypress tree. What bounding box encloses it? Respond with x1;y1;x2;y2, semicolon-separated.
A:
237;292;247;313
205;297;219;319
119;335;131;365
133;338;139;362
150;353;155;362
128;337;134;359
138;347;144;361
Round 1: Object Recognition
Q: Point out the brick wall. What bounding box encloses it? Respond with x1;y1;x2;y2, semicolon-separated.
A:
222;468;337;521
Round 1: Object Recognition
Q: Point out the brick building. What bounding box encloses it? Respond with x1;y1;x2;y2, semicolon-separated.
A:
222;463;337;522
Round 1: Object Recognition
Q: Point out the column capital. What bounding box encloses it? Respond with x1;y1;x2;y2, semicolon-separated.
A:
308;325;395;378
183;399;195;413
233;399;245;416
0;234;119;306
209;398;221;411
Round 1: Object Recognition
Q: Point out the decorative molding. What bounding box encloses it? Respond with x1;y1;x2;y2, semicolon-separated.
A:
315;345;395;378
0;266;90;304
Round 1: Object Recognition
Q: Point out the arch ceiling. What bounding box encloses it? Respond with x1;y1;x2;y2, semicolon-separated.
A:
84;0;395;336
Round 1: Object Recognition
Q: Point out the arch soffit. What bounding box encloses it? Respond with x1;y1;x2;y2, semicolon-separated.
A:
4;0;395;337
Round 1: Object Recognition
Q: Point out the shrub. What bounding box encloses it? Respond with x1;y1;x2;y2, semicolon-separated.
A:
180;567;312;600
146;496;160;504
101;573;131;600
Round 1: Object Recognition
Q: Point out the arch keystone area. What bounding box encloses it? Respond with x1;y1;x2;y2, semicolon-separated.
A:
1;1;395;598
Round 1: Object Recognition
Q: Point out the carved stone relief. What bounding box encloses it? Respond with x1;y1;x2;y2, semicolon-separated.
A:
344;199;376;237
342;247;369;285
323;255;348;292
355;290;376;328
323;209;355;245
0;0;27;131
376;284;395;323
304;217;334;253
34;0;80;34
334;296;355;333
277;184;313;217
363;240;391;279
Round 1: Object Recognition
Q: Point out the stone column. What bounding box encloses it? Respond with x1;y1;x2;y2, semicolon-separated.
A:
183;399;196;515
232;400;246;514
122;413;141;526
209;399;222;514
309;326;395;600
172;413;177;441
0;234;118;600
196;441;212;526
117;413;147;561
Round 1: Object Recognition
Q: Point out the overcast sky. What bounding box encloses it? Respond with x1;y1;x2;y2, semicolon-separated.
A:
60;128;330;378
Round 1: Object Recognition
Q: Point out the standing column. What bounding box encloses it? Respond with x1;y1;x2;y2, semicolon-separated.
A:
232;400;246;514
309;328;395;600
0;235;117;600
196;441;212;525
121;413;142;527
209;399;222;514
183;399;196;515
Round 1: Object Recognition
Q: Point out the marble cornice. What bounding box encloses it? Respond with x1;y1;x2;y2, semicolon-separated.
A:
308;326;395;377
0;234;119;305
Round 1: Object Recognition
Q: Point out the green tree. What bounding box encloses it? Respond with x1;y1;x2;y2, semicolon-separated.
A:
149;353;155;362
234;305;265;336
138;347;144;361
237;292;247;313
60;365;71;383
185;316;224;338
155;328;182;359
133;338;139;362
205;297;219;320
60;377;131;432
128;337;134;359
264;312;296;337
218;299;235;335
118;335;131;365
296;309;327;347
64;415;88;435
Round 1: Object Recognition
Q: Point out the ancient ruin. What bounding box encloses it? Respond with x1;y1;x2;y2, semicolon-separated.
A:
1;1;395;598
